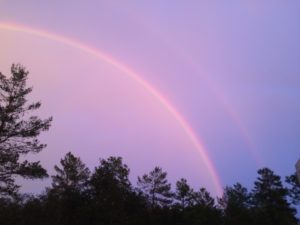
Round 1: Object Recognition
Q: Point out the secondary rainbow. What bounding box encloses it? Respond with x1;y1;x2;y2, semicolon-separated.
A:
156;39;263;166
0;22;223;196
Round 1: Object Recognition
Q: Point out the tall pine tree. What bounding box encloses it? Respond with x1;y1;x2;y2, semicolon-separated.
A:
252;168;297;225
0;64;52;196
137;167;173;208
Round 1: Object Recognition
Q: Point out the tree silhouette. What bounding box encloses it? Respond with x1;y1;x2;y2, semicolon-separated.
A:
181;187;221;225
137;166;173;208
252;168;297;225
218;183;252;225
174;178;193;209
0;64;52;196
46;152;90;225
0;153;298;225
191;187;215;207
286;173;300;205
51;152;90;193
89;156;134;225
89;156;131;195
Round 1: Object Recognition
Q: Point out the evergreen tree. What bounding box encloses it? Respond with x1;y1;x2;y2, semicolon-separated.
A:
218;183;253;225
89;156;131;196
89;156;136;225
174;178;193;209
47;152;90;225
184;187;221;225
0;64;52;196
137;166;173;208
252;168;297;225
51;152;90;193
286;173;300;205
191;187;215;207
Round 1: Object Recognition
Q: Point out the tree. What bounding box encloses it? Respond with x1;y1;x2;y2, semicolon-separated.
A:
285;173;300;205
46;152;90;225
252;168;297;225
183;187;221;225
218;183;252;225
137;166;173;208
174;178;193;209
51;152;90;193
89;156;135;225
191;187;215;207
0;64;52;196
89;156;131;196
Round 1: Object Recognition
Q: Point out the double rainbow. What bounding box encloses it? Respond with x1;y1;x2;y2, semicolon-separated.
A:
0;22;223;195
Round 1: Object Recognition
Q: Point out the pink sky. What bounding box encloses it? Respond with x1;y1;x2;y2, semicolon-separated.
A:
0;1;300;196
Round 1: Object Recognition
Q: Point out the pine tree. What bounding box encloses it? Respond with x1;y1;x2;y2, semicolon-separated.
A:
89;156;134;225
137;166;173;208
184;187;221;225
286;173;300;205
51;152;90;193
252;168;297;225
0;64;52;196
192;187;215;207
89;156;131;196
174;178;193;209
47;152;90;225
218;183;252;225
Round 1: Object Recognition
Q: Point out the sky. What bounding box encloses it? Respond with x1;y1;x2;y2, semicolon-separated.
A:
0;1;299;196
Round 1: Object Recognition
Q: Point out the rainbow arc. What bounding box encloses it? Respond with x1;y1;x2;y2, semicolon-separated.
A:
0;22;223;196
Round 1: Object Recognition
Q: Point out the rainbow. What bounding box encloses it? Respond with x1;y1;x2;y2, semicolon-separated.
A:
0;22;223;195
153;37;263;166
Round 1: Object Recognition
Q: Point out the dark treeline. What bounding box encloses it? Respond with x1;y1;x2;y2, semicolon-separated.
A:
0;152;299;225
0;64;299;225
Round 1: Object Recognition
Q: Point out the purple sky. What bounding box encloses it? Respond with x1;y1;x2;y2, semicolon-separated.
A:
0;1;300;196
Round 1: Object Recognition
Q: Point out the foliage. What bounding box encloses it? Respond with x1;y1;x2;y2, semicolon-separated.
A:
0;159;299;225
174;178;193;209
45;152;91;225
286;173;300;205
218;183;253;225
191;187;215;207
137;166;173;208
51;152;90;193
251;168;298;225
0;64;52;196
88;156;140;225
